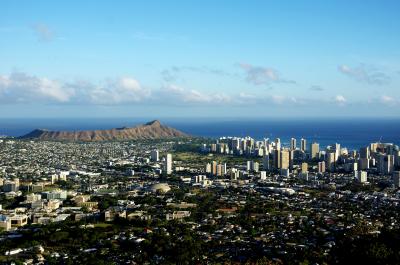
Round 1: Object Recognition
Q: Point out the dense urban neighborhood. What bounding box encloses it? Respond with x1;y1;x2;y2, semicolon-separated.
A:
1;136;400;264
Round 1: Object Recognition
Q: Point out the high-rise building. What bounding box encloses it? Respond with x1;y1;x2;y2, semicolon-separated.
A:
246;161;252;172
289;150;294;170
290;138;296;150
263;153;270;170
252;162;259;173
275;138;281;151
280;149;290;169
260;171;267;180
300;138;307;152
395;151;400;167
150;150;159;162
326;151;336;172
358;158;370;170
334;143;341;162
359;147;370;159
212;161;218;175
301;162;308;173
216;164;223;176
274;149;280;169
318;161;326;173
393;171;400;188
205;163;212;174
378;154;394;174
164;154;173;175
355;171;367;183
310;142;320;159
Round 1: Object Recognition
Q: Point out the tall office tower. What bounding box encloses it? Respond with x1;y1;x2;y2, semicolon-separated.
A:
273;149;281;169
232;138;240;151
247;138;255;150
378;154;395;174
246;161;252;172
210;144;217;152
359;147;370;159
301;138;307;152
358;158;370;170
280;149;290;169
310;142;320;159
387;155;395;174
164;154;173;175
216;164;223;176
370;143;378;153
395;151;400;167
275;138;281;151
263;153;270;170
264;138;269;148
289;150;294;170
150;150;159;162
318;161;326;173
326;151;336;171
205;163;212;174
393;171;400;188
212;161;218;175
301;162;308;173
334;143;341;162
241;139;247;152
290;138;296;150
252;162;260;173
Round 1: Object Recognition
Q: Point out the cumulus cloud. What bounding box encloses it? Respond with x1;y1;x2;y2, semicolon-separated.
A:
161;66;235;82
0;72;151;105
0;72;73;103
88;77;151;104
32;23;54;42
380;95;397;106
160;84;231;104
338;64;390;85
334;95;347;105
238;63;295;85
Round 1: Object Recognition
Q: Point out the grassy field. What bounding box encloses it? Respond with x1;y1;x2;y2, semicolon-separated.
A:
173;151;262;167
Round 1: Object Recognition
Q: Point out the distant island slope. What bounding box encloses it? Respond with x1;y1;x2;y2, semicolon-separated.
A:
19;120;189;141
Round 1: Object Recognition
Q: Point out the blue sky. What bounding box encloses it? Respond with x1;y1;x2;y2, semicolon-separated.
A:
0;0;400;118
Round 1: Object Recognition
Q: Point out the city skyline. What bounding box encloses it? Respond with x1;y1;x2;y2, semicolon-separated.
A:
1;1;400;117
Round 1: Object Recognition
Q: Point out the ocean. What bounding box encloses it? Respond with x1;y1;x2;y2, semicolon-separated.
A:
0;117;399;150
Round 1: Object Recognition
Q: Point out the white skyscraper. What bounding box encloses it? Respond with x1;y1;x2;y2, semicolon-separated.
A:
164;154;173;175
275;138;281;151
301;138;306;152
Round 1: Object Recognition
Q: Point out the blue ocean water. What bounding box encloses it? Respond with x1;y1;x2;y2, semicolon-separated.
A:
0;117;399;150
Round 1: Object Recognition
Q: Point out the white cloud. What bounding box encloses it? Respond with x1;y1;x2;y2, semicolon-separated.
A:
239;92;256;99
0;72;73;103
239;63;295;85
0;72;151;105
87;77;150;104
380;95;397;106
334;95;347;105
338;64;390;85
160;84;231;104
271;95;286;104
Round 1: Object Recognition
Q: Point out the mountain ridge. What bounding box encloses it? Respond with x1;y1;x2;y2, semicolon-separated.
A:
20;120;189;141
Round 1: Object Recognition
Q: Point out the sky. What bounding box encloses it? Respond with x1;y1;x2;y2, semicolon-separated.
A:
0;0;400;118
